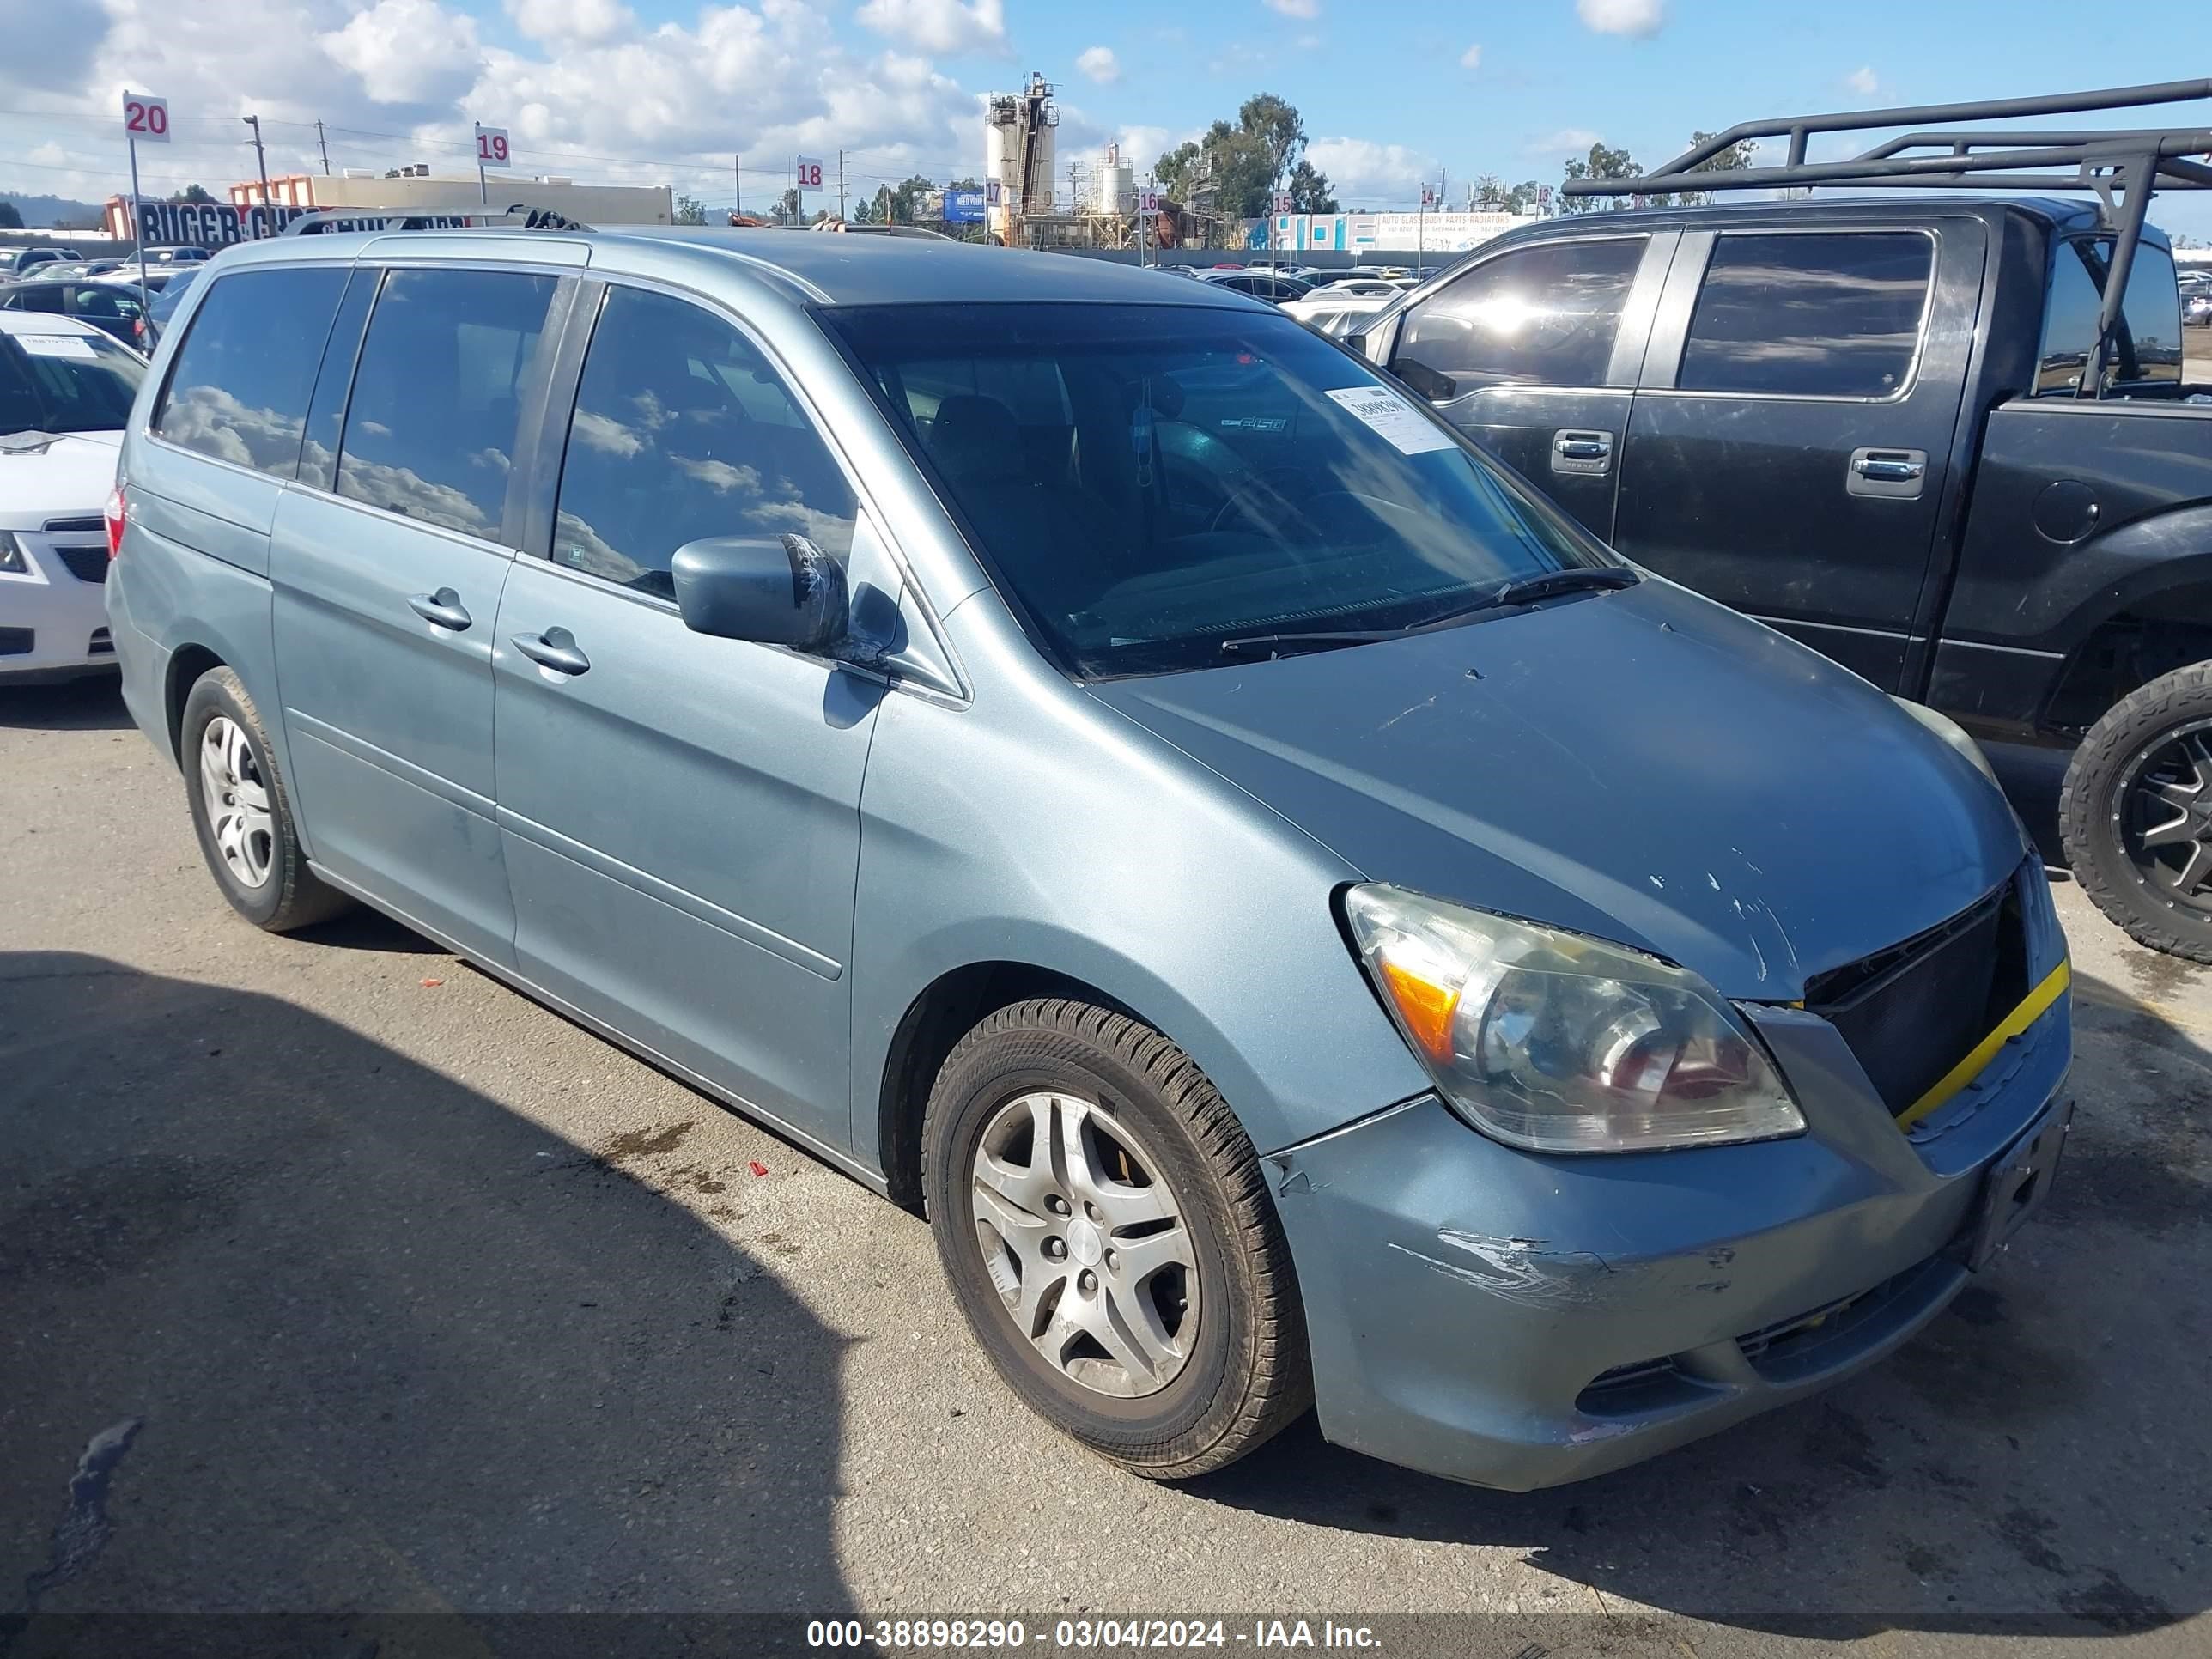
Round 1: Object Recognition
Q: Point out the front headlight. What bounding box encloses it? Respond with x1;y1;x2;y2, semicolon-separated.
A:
1893;696;2000;787
1342;884;1805;1154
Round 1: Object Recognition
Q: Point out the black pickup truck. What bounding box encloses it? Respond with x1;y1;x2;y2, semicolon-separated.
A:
1351;80;2212;959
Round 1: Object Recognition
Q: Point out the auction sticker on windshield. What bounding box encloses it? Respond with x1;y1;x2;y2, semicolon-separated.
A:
15;336;100;360
1324;385;1456;454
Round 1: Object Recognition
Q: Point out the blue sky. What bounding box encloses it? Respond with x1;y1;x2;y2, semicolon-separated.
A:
3;0;2209;237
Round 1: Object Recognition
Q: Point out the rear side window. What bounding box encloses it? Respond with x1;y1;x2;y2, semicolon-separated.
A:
155;267;349;477
2035;238;2184;394
1394;238;1644;392
547;284;858;600
335;268;556;541
1677;232;1933;398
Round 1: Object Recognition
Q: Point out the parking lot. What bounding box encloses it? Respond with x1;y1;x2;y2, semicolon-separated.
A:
2;678;2207;1657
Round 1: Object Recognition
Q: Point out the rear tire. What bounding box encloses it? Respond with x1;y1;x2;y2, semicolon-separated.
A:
180;667;351;933
2061;660;2212;963
922;998;1310;1480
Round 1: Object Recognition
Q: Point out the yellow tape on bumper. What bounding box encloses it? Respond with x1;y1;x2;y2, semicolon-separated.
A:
1895;959;2071;1130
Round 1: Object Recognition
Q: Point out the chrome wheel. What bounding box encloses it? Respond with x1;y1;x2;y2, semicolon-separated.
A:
2115;718;2212;915
969;1091;1200;1399
199;715;274;890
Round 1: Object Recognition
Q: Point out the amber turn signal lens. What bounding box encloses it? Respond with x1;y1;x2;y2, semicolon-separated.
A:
1376;956;1460;1063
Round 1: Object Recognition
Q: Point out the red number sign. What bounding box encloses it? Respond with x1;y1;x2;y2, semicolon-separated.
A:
476;127;512;167
795;156;825;192
122;94;171;143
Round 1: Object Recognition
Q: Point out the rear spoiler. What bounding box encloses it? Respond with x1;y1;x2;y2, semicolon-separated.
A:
278;206;592;237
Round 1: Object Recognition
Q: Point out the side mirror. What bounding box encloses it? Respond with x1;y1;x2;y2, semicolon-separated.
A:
1390;357;1458;404
670;534;848;652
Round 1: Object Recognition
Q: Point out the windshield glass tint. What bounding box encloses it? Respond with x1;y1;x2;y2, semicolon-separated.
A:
0;330;146;436
826;303;1610;677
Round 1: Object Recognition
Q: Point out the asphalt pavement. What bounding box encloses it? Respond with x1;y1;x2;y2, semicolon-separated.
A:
2;677;2207;1659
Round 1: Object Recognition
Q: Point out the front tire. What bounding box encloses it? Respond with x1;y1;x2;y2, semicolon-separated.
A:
2062;660;2212;962
180;667;350;933
922;999;1310;1480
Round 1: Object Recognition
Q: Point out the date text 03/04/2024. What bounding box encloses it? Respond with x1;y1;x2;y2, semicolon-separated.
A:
805;1619;1383;1650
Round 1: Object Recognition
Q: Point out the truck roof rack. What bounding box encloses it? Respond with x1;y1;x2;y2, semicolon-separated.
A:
278;205;593;236
1563;79;2212;395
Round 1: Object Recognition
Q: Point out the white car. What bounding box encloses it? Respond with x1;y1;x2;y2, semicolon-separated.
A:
0;312;144;683
1279;288;1397;333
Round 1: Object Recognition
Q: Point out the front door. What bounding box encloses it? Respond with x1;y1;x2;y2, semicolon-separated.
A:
272;264;562;963
1385;233;1671;541
1612;223;1983;690
492;282;881;1153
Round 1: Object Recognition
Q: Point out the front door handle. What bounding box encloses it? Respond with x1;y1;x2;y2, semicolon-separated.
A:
510;626;591;677
1552;428;1614;477
406;587;472;630
1846;447;1929;499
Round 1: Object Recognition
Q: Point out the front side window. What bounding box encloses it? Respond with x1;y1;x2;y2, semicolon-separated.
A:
3;287;65;314
0;330;146;437
827;302;1616;678
549;285;858;600
2036;237;2184;394
335;268;556;539
1394;238;1645;392
154;266;349;477
1677;231;1933;398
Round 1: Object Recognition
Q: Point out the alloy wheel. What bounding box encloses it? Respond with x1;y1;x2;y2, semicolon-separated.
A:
199;715;274;890
969;1091;1200;1399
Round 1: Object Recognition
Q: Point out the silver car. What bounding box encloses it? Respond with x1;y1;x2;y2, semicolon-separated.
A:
107;228;2071;1490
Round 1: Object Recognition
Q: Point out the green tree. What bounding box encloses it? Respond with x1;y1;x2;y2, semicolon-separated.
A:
1152;94;1330;218
0;200;22;230
1560;141;1638;214
1473;173;1504;210
1153;139;1202;204
673;194;707;225
772;186;802;225
1670;131;1759;205
1286;158;1336;213
167;184;216;205
1503;179;1545;212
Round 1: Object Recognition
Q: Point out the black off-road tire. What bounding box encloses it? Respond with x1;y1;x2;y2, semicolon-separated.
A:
180;666;352;933
922;998;1311;1480
2061;660;2212;963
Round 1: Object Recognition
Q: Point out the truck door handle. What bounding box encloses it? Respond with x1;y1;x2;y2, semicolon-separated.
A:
1552;429;1613;476
406;588;472;630
510;627;590;677
1847;447;1929;498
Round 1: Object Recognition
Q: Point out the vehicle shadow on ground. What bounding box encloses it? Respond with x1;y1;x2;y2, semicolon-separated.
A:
0;951;854;1646
1194;962;2211;1639
0;678;132;732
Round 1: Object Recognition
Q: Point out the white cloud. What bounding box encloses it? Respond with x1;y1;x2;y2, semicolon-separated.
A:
1261;0;1319;16
1576;0;1664;38
1525;127;1603;158
1305;137;1434;204
1459;43;1481;71
1845;65;1879;95
1076;46;1120;84
320;0;482;106
854;0;1008;55
505;0;634;46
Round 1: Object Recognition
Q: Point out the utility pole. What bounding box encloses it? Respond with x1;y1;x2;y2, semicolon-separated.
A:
734;155;741;222
314;118;331;176
242;114;273;237
837;150;846;222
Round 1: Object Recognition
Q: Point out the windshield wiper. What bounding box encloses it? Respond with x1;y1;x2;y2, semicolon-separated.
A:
1217;628;1401;660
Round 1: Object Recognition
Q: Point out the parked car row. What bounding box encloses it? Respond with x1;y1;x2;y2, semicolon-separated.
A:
91;222;2070;1498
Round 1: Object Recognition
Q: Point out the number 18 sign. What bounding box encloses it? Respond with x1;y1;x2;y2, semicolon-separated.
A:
795;156;824;193
122;92;171;143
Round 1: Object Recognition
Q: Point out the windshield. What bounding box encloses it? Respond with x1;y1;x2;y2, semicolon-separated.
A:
826;303;1616;677
0;329;146;436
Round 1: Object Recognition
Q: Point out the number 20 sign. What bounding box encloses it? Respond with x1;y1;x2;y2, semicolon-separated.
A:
122;93;171;143
477;126;512;167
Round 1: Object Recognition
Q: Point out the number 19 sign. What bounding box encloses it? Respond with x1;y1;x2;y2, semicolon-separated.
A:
122;92;170;143
476;125;512;167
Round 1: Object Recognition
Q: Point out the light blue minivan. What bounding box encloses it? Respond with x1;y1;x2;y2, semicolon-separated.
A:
107;228;2071;1490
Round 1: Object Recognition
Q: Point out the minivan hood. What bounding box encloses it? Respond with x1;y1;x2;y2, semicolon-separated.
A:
1089;579;2027;1001
0;429;122;526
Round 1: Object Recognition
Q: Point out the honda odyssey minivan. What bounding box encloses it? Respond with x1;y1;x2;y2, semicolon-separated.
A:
107;228;2071;1490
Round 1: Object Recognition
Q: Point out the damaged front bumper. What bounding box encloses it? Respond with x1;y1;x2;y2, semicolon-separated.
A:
1262;945;2073;1492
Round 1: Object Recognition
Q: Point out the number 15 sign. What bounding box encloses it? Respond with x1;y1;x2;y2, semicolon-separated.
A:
123;92;171;143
